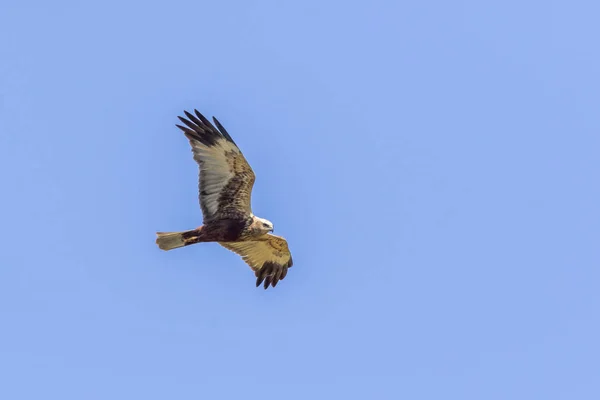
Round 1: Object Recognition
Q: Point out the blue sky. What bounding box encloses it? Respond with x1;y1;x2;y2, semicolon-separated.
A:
1;1;599;398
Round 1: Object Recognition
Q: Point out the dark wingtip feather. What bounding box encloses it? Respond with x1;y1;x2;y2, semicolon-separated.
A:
176;124;212;147
184;110;204;128
175;109;241;148
193;109;217;131
212;116;237;145
175;123;195;136
178;115;199;130
194;109;207;121
253;261;292;289
264;277;272;289
177;110;226;147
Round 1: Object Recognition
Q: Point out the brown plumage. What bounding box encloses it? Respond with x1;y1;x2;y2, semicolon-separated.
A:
156;109;293;289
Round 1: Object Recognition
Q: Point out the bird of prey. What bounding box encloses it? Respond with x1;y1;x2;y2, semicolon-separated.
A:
156;109;293;289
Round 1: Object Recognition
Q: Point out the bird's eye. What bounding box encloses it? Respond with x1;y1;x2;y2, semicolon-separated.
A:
263;223;269;228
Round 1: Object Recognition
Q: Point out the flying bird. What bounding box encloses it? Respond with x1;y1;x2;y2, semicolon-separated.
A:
156;109;293;289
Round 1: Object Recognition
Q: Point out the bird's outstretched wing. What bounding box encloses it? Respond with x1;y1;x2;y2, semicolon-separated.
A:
176;110;256;222
219;234;294;289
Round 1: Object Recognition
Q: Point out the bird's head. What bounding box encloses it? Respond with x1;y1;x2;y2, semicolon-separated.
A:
252;216;274;235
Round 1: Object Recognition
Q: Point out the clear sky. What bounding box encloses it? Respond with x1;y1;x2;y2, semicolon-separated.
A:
1;1;599;399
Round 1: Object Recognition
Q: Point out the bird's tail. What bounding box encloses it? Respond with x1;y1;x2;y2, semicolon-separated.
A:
156;229;201;251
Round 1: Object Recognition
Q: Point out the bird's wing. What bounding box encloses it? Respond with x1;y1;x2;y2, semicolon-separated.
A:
176;110;256;222
219;234;294;289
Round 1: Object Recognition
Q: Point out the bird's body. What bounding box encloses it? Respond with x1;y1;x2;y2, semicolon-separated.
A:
156;109;293;289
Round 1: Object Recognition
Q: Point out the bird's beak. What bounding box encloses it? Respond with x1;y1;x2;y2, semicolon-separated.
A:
270;228;274;233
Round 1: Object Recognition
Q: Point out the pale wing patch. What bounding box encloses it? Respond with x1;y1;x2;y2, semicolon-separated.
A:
219;234;293;289
190;138;242;217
